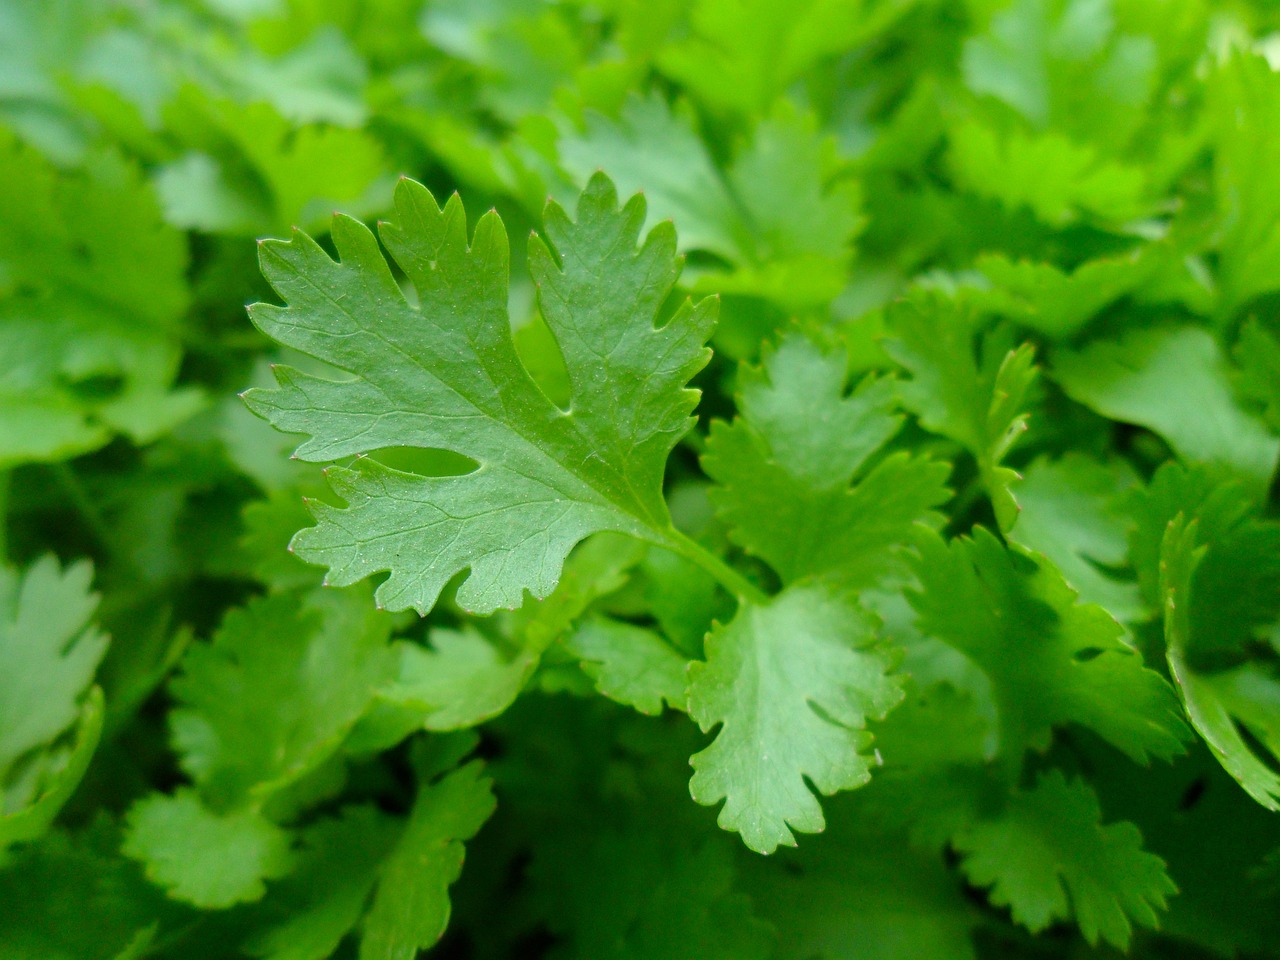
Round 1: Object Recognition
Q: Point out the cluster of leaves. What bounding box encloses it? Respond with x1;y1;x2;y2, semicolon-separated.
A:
6;0;1280;957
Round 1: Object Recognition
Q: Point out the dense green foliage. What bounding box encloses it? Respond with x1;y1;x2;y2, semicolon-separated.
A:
6;0;1280;957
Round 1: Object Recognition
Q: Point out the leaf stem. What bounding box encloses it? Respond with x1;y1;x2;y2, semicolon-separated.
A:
665;528;769;605
51;462;113;551
0;469;9;564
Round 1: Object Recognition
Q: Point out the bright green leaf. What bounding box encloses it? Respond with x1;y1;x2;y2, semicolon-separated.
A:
245;172;713;614
169;588;394;808
704;332;949;585
1054;326;1279;492
123;789;294;909
687;584;904;853
563;617;689;715
359;761;496;959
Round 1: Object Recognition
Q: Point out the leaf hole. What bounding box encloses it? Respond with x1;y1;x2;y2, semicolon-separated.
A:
362;447;478;477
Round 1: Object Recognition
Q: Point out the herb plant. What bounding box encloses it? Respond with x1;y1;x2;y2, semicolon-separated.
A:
4;1;1280;958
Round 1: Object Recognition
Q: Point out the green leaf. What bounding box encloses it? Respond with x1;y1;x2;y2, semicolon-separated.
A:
909;527;1188;762
948;120;1148;226
747;818;978;960
244;172;714;614
169;588;394;808
156;88;387;235
687;585;904;853
123;789;295;909
1209;53;1280;311
955;770;1174;949
974;249;1159;339
960;0;1157;141
713;101;863;308
657;0;917;116
1130;463;1280;665
378;627;536;731
531;825;776;960
1006;454;1143;621
1;687;103;852
705;332;949;586
0;133;199;465
1161;515;1280;810
359;761;496;960
0;825;168;960
556;98;861;308
1053;326;1280;492
555;93;750;263
563;617;689;715
1235;319;1280;432
886;291;1038;531
244;806;400;960
0;555;107;777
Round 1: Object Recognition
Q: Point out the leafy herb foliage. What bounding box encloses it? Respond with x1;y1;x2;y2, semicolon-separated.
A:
4;1;1280;958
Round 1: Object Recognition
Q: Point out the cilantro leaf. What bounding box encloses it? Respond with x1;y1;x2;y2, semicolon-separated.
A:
157;88;388;235
687;585;904;853
909;527;1188;762
169;588;394;808
1053;326;1280;492
378;627;535;732
948;121;1148;226
123;789;294;909
0;687;103;852
974;249;1159;339
657;0;914;117
563;617;689;715
955;770;1174;949
1007;454;1143;621
748;819;978;960
0;133;200;464
555;97;862;308
355;532;643;749
1161;515;1280;810
1130;463;1280;664
1209;53;1280;312
0;825;168;960
0;556;107;777
960;0;1159;144
532;825;776;960
1235;319;1280;432
555;95;746;262
359;760;496;960
245;172;714;614
886;291;1037;531
244;806;399;960
704;332;949;586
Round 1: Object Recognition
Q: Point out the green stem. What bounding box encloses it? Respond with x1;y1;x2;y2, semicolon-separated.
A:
0;469;9;564
51;462;113;551
665;528;769;605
